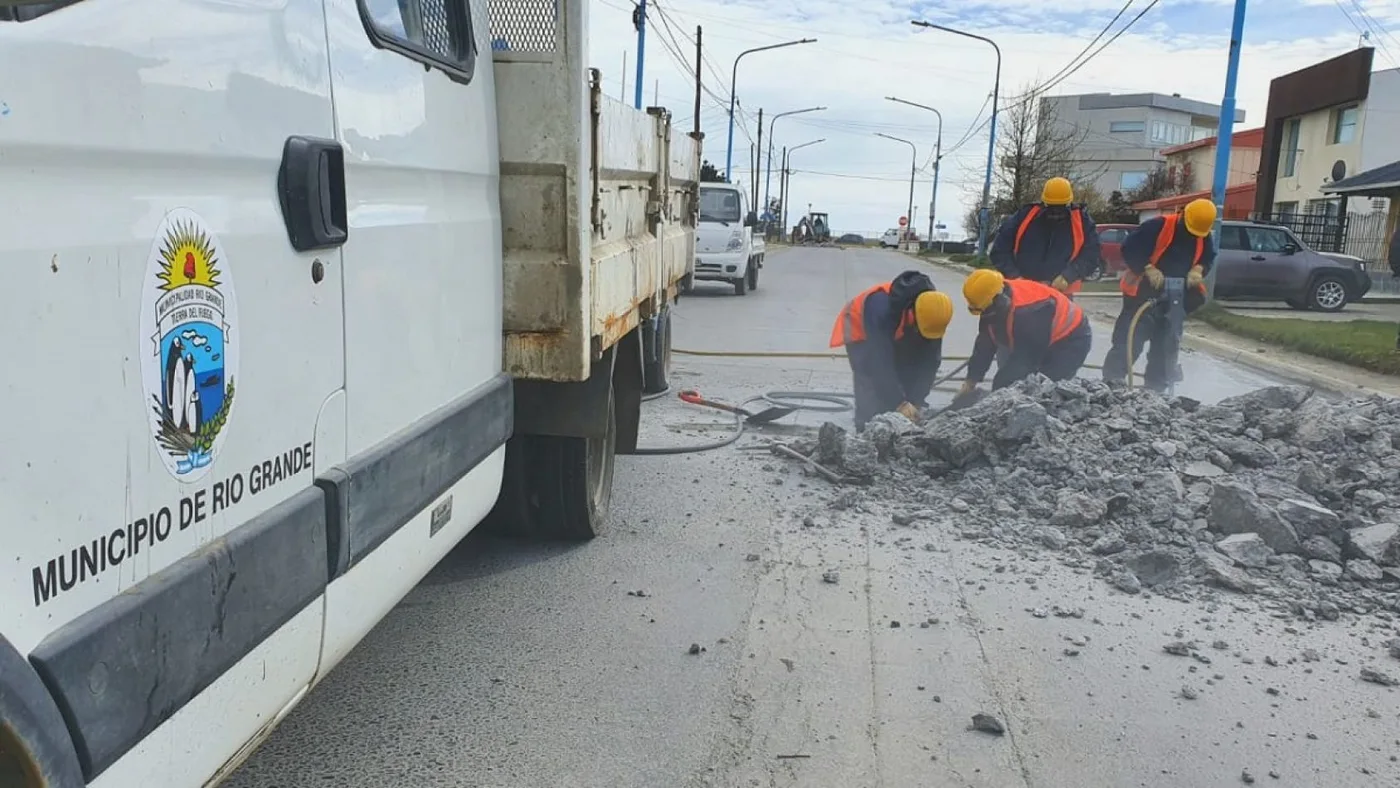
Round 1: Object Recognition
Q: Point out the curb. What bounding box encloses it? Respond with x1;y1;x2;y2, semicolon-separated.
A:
909;254;1383;398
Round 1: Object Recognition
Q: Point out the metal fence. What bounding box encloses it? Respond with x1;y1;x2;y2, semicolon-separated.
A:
1253;211;1349;253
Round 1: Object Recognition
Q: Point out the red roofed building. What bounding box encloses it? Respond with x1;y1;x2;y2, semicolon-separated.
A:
1133;127;1264;220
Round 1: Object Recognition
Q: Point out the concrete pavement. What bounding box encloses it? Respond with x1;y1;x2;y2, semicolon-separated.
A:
226;246;1399;788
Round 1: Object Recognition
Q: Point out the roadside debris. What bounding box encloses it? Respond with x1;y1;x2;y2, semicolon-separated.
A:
970;712;1005;735
789;378;1400;623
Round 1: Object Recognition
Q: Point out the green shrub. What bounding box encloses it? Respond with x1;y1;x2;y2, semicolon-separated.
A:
947;253;974;263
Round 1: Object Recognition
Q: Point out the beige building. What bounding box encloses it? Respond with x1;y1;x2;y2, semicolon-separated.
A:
1158;127;1263;193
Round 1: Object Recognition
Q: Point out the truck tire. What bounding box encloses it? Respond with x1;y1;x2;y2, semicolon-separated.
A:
733;275;748;296
746;260;759;291
642;309;671;394
489;387;617;540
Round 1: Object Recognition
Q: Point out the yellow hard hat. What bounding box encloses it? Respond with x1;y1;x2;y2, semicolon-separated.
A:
1183;198;1217;237
913;290;953;339
963;268;1006;314
1041;177;1074;206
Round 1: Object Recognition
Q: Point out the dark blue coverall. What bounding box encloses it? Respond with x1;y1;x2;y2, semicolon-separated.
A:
843;271;943;429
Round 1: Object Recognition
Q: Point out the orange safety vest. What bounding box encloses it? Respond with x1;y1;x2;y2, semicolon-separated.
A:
1001;279;1085;349
829;282;917;347
1014;205;1086;295
1120;214;1206;297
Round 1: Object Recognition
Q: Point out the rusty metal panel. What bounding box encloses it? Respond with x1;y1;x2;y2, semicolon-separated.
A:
492;0;695;383
1256;48;1374;213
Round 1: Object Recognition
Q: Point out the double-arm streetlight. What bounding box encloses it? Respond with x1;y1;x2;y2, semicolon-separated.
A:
886;97;942;245
781;138;825;233
911;20;1000;255
876;133;918;249
725;38;817;183
764;106;826;216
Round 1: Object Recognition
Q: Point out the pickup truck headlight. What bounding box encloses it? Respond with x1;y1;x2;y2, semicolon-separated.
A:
727;231;744;251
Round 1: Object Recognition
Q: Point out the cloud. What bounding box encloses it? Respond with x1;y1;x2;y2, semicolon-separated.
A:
182;330;198;340
588;0;1388;235
192;336;208;347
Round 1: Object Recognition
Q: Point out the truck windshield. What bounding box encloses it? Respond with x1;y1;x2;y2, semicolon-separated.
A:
699;188;742;224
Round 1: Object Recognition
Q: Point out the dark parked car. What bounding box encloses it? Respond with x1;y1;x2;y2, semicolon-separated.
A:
1092;223;1136;280
837;233;866;245
1215;220;1371;312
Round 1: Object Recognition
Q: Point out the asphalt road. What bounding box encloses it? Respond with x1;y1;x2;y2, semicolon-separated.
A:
227;246;1398;788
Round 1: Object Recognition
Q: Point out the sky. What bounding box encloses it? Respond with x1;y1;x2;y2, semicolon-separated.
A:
586;0;1400;238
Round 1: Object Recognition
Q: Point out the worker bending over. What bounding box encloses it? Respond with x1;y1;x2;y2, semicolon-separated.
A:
990;177;1102;296
1101;198;1217;391
960;268;1092;393
829;270;953;428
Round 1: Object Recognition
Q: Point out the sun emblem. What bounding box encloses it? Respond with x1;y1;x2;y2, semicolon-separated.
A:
155;219;222;291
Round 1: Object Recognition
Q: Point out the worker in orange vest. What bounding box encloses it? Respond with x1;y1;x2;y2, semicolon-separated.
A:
1101;198;1218;391
958;268;1092;393
989;177;1102;297
829;270;954;428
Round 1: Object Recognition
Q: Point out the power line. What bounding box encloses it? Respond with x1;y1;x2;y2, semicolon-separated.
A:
1021;0;1136;101
1031;0;1161;97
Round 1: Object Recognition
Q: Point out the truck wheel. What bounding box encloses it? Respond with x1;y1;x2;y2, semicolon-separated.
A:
642;309;671;394
733;275;748;296
489;389;617;540
1308;275;1348;312
746;261;759;291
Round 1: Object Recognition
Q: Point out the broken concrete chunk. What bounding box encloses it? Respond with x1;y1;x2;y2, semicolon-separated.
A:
970;713;1005;735
1215;533;1275;569
1345;559;1384;582
1125;550;1181;587
1276;498;1341;541
1346;523;1400;567
1209;481;1301;554
1301;535;1344;564
1196;549;1264;594
1182;460;1225;479
1053;492;1106;528
1360;667;1399;687
1308;560;1343;579
998;401;1048;442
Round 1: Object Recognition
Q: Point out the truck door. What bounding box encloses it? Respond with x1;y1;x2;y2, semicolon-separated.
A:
314;0;509;670
0;1;345;784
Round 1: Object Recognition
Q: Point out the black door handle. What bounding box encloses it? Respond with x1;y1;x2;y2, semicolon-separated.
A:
277;136;348;252
1250;255;1266;261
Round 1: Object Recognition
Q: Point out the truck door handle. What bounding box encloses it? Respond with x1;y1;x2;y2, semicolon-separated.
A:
1250;255;1266;261
277;136;348;252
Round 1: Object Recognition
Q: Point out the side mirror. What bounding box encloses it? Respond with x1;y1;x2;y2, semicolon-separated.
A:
744;212;757;227
1282;243;1298;255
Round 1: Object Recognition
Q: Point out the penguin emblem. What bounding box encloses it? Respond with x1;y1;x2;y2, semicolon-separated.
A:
139;209;240;481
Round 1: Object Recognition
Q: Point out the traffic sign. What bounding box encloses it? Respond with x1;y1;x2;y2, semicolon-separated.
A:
898;216;908;227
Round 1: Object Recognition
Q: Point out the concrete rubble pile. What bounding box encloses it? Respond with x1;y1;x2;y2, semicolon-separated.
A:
806;376;1400;620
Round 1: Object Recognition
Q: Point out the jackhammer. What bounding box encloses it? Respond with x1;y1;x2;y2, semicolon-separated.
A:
1125;275;1188;395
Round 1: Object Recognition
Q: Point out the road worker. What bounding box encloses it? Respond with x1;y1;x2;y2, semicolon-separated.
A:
829;270;953;428
958;268;1092;394
989;177;1102;296
1101;198;1218;392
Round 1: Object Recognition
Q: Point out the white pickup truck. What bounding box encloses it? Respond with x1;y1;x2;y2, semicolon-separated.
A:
0;0;696;785
694;181;765;295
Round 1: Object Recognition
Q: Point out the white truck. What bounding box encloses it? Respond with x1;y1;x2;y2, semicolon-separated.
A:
0;0;696;785
694;181;765;296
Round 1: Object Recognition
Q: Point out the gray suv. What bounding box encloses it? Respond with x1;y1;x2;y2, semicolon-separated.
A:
1215;220;1372;312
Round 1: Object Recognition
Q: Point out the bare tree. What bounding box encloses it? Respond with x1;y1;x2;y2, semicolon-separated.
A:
959;84;1108;236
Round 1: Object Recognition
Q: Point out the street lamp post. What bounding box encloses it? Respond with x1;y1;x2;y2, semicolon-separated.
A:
781;138;825;234
886;96;943;244
725;39;817;183
1206;0;1248;300
876;133;918;251
911;20;1000;255
765;106;826;216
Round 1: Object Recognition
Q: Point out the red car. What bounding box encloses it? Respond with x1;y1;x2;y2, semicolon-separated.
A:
1093;223;1137;279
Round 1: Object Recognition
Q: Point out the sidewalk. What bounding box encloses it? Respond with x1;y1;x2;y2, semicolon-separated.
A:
909;253;1400;399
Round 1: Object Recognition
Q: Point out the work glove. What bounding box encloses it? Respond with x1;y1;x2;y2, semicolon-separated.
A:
896;402;920;422
1187;265;1204;288
1143;267;1165;290
1051;275;1071;292
958;379;979;397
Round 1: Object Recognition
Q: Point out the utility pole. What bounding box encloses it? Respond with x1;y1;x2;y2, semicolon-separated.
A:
779;145;789;232
692;27;702;138
754;108;764;211
621;52;627;102
885;97;942;246
633;0;647;110
1206;0;1248;300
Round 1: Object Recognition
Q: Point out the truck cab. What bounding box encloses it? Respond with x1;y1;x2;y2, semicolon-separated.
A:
0;0;695;785
695;182;764;296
